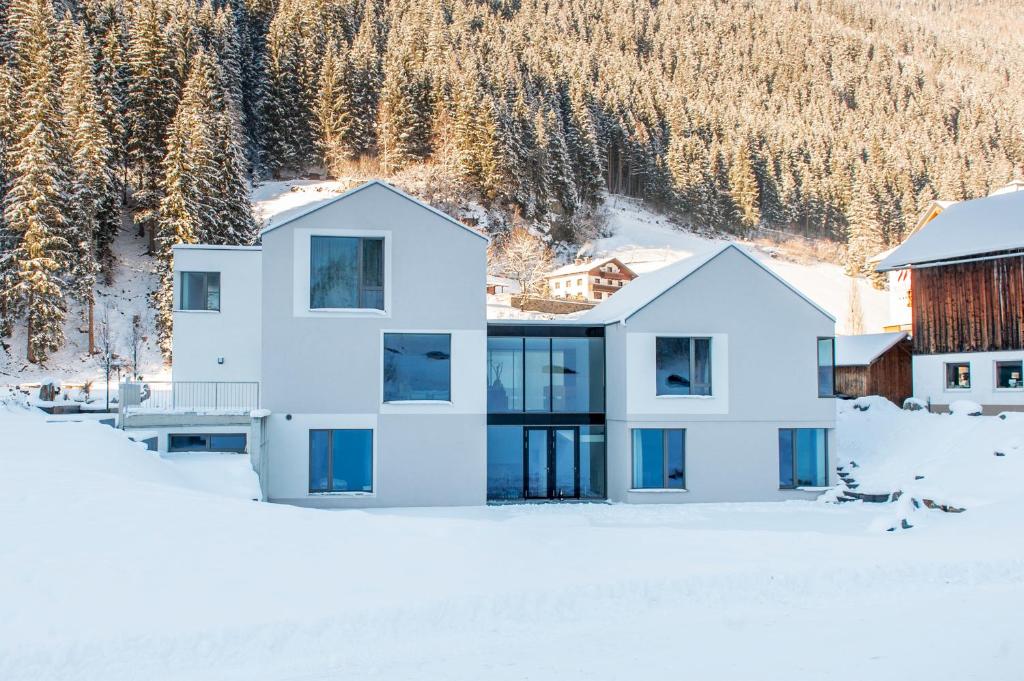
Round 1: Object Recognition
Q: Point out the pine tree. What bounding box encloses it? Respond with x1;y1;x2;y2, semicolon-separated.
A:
845;171;885;280
316;40;353;176
377;34;431;173
728;136;760;232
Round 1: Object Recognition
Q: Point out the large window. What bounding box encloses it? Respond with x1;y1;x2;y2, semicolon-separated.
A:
656;337;711;396
996;360;1023;389
817;337;835;397
309;236;384;310
487;337;524;412
168;432;246;452
383;333;451;402
487;336;604;413
309;429;373;493
180;271;220;311
779;428;828;488
631;428;686;489
485;425;606;501
945;362;971;390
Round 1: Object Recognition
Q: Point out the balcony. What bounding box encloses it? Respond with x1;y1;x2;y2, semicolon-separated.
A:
119;381;260;428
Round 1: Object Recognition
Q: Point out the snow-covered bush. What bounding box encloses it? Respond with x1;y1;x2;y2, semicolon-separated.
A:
949;400;983;416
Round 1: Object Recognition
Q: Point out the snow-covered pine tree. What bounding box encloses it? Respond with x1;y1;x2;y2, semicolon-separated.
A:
316;40;353;177
727;136;760;233
345;0;382;160
377;30;432;174
844;169;885;280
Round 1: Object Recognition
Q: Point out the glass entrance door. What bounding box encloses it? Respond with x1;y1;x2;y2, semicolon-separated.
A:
525;427;579;499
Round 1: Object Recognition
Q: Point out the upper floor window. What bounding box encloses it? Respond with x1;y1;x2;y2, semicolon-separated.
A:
945;362;971;390
383;333;451;402
996;360;1022;389
656;337;711;396
487;336;604;413
180;271;220;311
779;428;827;488
310;236;384;310
817;337;835;397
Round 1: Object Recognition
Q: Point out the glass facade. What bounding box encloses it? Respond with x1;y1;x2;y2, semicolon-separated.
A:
383;333;451;402
486;425;606;501
487;336;605;414
778;428;827;488
309;236;384;310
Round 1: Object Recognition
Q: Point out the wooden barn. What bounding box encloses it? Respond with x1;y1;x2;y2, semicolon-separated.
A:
834;332;913;406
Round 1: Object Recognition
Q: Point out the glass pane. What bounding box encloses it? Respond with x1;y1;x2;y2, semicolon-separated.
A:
181;272;208;311
553;429;576;498
309;430;330;492
817;338;834;397
526;429;548;497
361;287;384;311
169;434;209;451
206;273;220;311
666;429;685;489
362;238;384;287
383;333;451;402
551;338;604;412
656;337;690;395
996;361;1022;389
487;426;524;501
693;338;711;396
579;426;606;499
209;433;246;451
332;429;373;492
310;236;359;308
632;429;665;488
795;428;826;487
778;429;794;488
946;363;971;389
487;337;523;412
525;338;551;412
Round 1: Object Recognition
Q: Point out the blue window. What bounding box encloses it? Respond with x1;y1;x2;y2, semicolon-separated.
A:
180;271;220;311
817;338;835;397
383;333;451;402
656;337;711;396
631;428;685;489
779;428;828;488
309;429;373;493
487;426;524;501
309;236;384;310
488;336;605;414
487;337;524;412
168;432;246;452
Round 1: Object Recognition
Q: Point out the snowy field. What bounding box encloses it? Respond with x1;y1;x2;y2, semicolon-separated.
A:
2;398;1023;681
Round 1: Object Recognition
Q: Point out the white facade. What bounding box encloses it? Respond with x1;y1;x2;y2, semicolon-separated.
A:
913;350;1024;413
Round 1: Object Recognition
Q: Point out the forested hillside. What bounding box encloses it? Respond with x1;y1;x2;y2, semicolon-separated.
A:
1;0;1022;364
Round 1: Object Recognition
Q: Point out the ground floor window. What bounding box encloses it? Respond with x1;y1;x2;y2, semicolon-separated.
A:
631;429;685;489
486;425;605;501
779;428;828;488
168;433;246;453
996;360;1023;389
309;429;373;493
945;362;971;390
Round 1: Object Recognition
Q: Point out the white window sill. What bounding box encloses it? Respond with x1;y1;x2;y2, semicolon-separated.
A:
176;309;220;314
628;488;689;494
309;491;375;497
994;388;1024;392
307;308;389;317
383;400;453;406
780;486;829;492
655;394;713;400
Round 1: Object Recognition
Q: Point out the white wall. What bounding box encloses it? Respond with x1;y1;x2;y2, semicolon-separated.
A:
172;246;262;383
913;350;1024;412
625;332;729;415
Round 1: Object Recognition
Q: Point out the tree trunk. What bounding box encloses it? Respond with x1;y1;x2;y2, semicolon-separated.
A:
26;295;35;364
88;296;95;355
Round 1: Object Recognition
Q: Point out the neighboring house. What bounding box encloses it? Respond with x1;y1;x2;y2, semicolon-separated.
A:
161;181;837;507
876;190;1024;414
834;332;912;406
544;256;638;302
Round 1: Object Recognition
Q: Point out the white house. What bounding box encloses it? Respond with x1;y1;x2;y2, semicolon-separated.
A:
544;256;638;302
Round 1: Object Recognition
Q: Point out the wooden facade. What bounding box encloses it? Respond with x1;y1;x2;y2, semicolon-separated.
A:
835;338;914;406
912;254;1024;355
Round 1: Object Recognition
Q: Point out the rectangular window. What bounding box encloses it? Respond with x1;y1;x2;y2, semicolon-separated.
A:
779;428;827;488
656;337;711;396
309;429;373;493
383;333;451;402
168;432;246;452
309;236;384;310
180;272;220;311
817;337;835;397
945;362;971;390
996;360;1023;389
631;428;685;489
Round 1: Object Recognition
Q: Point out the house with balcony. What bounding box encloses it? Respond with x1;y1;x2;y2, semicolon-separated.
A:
544;256;638;302
153;180;836;507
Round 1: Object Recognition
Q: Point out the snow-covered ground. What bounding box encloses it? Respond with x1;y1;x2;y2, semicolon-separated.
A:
2;398;1023;681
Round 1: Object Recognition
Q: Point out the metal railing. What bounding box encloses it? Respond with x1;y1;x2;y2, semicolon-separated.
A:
119;381;260;413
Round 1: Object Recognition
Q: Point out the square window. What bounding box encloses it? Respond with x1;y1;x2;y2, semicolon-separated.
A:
310;236;384;310
817;337;835;397
945;362;971;390
996;360;1023;389
309;429;373;493
779;428;827;488
383;333;451;402
656;337;711;396
631;428;686;489
180;272;220;311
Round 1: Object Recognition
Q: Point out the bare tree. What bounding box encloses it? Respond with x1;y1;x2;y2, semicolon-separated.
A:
95;306;118;411
127;314;144;379
491;227;552;309
847;279;865;335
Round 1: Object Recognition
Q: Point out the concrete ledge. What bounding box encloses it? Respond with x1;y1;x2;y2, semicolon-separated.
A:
122;413;252;428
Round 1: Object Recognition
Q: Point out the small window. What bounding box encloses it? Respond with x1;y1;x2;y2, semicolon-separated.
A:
996;360;1023;389
779;428;828;488
168;432;246;453
383;333;451;402
817;337;835;397
554;281;560;289
656;337;711;396
595;292;602;299
310;235;384;310
945;362;971;390
577;278;583;286
180;272;220;311
309;429;373;493
632;429;685;489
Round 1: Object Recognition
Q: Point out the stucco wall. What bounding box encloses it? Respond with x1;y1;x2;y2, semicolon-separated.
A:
913;350;1024;412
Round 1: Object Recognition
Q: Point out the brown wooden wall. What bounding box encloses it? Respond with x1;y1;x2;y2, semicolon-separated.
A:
912;255;1024;354
836;340;913;406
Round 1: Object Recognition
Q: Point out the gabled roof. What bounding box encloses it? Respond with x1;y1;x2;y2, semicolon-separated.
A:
876;191;1024;271
579;244;835;325
544;256;637;279
258;179;489;243
835;332;908;367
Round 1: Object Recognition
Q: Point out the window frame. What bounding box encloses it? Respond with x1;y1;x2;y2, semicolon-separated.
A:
778;428;828;489
630;428;686;491
309;235;385;312
817;337;835;398
655;336;712;397
382;332;453;404
167;432;246;453
994;359;1023;391
308;428;375;495
944;361;972;391
178;271;221;312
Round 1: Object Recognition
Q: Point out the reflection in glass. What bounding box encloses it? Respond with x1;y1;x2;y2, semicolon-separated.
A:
383;333;451;402
487;338;523;412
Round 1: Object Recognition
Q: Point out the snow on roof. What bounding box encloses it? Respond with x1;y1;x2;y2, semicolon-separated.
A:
258;179;489;243
544;256;634;278
835;332;908;366
580;244;835;324
172;244;262;251
876;191;1024;271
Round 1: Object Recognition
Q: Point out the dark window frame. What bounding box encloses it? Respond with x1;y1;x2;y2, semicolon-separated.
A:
179;271;221;311
995;360;1023;390
631;428;686;490
168;432;246;453
778;428;828;489
944;361;972;390
309;235;385;311
655;336;712;396
308;428;374;494
817;337;835;398
383;332;452;403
